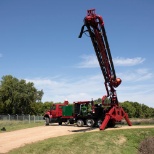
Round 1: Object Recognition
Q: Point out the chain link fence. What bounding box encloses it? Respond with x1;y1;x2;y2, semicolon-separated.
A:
0;114;44;123
122;118;154;125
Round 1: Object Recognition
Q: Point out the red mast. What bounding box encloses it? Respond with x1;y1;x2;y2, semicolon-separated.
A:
79;9;132;130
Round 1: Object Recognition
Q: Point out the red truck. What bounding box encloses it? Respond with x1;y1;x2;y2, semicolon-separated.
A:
44;101;74;126
44;99;127;128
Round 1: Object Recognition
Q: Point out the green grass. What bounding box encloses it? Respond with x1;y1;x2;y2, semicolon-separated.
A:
8;128;154;154
0;120;44;132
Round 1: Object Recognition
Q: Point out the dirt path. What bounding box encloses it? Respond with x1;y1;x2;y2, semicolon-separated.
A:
0;125;154;153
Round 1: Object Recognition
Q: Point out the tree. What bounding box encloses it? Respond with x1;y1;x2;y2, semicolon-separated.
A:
94;97;110;105
120;101;136;118
132;102;143;118
43;101;53;112
31;101;54;115
141;104;153;118
0;75;44;114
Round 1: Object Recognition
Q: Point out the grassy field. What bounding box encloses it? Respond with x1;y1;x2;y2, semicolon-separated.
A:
8;128;154;154
1;118;154;133
0;120;44;132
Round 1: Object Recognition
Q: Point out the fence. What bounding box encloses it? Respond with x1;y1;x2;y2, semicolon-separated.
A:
121;118;154;125
0;114;44;123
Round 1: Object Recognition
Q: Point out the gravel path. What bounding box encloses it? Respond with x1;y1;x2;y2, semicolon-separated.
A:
0;125;154;153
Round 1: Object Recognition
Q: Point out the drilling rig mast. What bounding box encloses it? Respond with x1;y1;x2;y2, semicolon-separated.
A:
79;9;132;130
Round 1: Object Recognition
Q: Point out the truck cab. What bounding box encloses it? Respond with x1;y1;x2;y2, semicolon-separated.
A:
50;104;63;118
43;101;73;125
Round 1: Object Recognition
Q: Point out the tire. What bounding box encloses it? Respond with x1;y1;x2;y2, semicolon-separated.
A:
96;119;102;127
107;119;116;128
64;120;70;125
45;117;49;126
59;121;62;125
69;120;74;124
86;119;95;127
76;119;84;127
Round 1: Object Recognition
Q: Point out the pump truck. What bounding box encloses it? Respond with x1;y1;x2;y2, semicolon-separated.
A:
43;9;132;130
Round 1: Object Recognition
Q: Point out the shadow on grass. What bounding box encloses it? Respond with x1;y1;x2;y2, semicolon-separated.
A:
69;127;98;132
45;123;99;132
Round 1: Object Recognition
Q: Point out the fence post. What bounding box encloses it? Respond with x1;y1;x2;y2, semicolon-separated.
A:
29;114;30;123
22;114;24;122
34;115;35;123
16;114;18;121
8;114;10;121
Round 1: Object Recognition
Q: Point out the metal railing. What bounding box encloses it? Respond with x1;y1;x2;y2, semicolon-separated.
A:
0;114;44;123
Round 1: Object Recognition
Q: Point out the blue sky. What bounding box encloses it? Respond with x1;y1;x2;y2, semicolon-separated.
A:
0;1;154;107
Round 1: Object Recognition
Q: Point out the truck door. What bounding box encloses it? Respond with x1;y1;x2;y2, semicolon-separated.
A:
51;105;56;117
57;105;63;117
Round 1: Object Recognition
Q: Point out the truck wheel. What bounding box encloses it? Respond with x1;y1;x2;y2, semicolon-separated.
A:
45;117;49;126
64;120;70;125
76;119;84;127
86;119;94;127
96;119;102;127
107;119;115;128
69;120;74;125
59;121;62;125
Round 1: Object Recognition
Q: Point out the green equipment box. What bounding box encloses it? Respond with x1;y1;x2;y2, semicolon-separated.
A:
62;105;73;116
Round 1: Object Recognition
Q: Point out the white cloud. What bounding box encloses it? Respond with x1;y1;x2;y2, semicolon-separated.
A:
25;75;105;103
25;70;154;107
114;57;145;66
118;68;153;82
76;54;99;68
77;54;145;68
118;83;154;107
25;58;153;107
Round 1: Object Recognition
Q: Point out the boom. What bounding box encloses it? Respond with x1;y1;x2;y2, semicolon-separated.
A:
79;9;132;129
79;9;121;106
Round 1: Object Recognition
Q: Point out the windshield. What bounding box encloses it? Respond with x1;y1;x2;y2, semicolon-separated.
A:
51;105;56;110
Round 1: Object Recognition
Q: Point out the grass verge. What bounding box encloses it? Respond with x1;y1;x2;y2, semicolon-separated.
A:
0;120;44;132
9;128;154;154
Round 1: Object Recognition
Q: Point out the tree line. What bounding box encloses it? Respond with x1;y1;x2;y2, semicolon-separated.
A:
94;98;154;118
120;101;154;118
0;75;45;115
0;75;154;117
